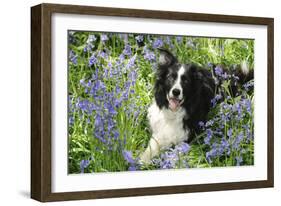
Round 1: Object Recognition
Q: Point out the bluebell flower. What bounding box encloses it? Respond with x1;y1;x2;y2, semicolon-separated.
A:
83;43;94;52
152;38;164;49
233;132;244;150
69;31;76;44
129;70;137;84
243;125;253;142
123;44;132;56
122;150;135;164
128;165;137;171
89;54;98;66
214;66;223;76
186;39;195;49
243;81;254;91
175;142;190;154
198;121;205;129
69;50;78;65
233;102;243;120
207;62;214;68
235;156;243;166
176;36;183;44
211;98;217;107
242;99;252;113
135;35;144;42
215;94;222;101
87;34;97;43
227;128;233;138
100;34;108;42
80;159;90;173
113;131;119;139
205;120;214;127
206;148;217;163
97;50;108;59
143;47;156;62
151;141;191;169
117;54;125;64
165;36;174;49
160;152;178;169
77;99;90;112
232;74;240;82
126;55;137;69
221;112;230;122
211;95;222;108
222;72;229;79
69;116;74;125
94;114;102;128
204;129;213;145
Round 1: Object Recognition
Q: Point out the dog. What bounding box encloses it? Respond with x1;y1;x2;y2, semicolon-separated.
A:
139;48;253;164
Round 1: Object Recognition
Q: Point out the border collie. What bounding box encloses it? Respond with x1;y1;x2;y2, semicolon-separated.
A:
140;48;252;164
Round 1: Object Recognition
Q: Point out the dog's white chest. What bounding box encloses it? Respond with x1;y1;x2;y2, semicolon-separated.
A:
147;101;189;149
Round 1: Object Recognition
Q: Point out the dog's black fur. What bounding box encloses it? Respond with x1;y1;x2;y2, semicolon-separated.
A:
154;48;253;143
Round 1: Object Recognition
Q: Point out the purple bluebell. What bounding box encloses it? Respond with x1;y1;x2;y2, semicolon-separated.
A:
135;35;144;42
100;34;108;42
243;81;254;91
165;36;174;48
123;44;132;56
152;38;164;49
122;150;135;164
126;55;137;69
204;129;213;145
69;116;74;125
214;66;223;76
235;156;243;166
198;121;205;129
210;94;222;108
176;36;183;44
128;165;137;171
242;98;252;113
175;142;190;154
143;47;156;62
160;152;178;169
97;50;108;59
227;128;233;138
69;31;76;44
233;132;244;150
205;120;214;127
186;39;195;49
69;50;78;65
88;54;98;66
80;159;90;173
87;34;97;43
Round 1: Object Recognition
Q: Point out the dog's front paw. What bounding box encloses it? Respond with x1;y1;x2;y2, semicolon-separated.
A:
139;152;151;165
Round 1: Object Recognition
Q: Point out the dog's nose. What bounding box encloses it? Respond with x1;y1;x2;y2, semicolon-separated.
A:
172;88;181;97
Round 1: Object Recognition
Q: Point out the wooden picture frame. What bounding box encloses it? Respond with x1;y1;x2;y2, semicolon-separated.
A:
31;3;274;202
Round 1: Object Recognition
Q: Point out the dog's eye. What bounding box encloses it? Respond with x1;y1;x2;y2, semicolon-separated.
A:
181;76;189;83
168;73;177;80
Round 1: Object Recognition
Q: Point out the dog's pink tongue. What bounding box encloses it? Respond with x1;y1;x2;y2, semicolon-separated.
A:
169;99;180;111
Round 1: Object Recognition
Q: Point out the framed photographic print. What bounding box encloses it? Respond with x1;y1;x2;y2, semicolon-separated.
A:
31;3;274;202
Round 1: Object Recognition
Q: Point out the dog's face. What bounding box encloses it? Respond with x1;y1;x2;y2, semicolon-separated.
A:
156;49;195;112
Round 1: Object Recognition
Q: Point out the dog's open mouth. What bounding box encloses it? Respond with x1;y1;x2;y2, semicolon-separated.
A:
167;95;184;112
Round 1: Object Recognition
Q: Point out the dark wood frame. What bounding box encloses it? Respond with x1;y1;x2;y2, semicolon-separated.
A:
31;3;274;202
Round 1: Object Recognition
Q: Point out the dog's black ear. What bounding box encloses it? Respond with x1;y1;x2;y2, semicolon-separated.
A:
158;48;177;66
190;64;197;73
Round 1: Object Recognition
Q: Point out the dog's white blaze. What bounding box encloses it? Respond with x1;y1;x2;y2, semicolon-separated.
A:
140;101;189;163
169;65;185;99
241;60;249;75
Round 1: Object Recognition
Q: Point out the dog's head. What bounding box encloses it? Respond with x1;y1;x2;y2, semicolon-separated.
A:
154;48;197;112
